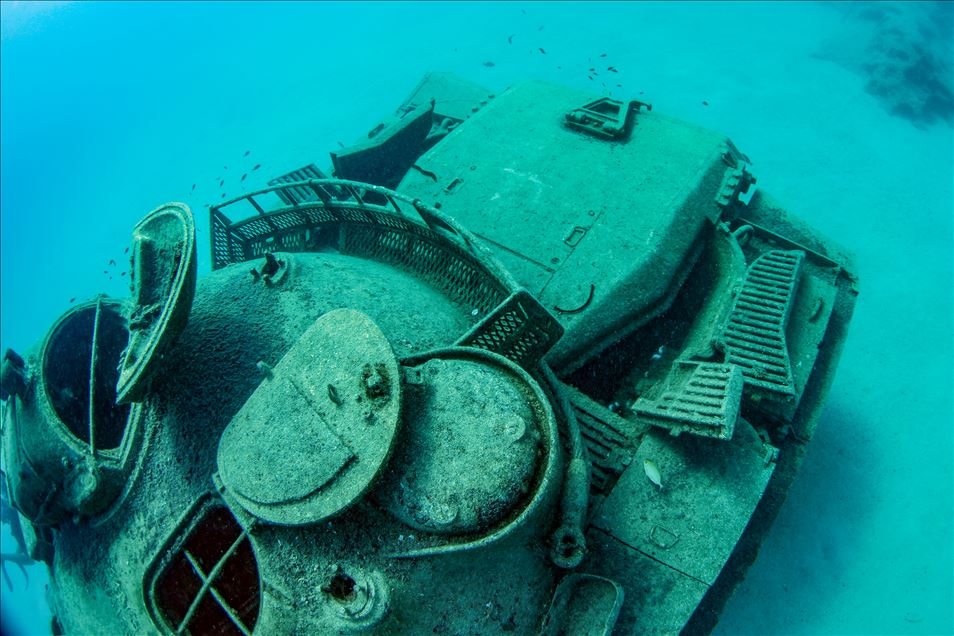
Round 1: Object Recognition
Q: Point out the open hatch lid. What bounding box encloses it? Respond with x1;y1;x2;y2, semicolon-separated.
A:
217;309;402;526
116;202;197;404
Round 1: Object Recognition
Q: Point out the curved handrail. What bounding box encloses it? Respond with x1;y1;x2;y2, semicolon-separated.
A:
211;178;518;289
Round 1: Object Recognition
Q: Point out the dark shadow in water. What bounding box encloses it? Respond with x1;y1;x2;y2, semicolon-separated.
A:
714;396;877;635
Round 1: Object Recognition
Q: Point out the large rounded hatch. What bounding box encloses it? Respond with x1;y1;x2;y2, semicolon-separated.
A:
217;309;401;526
377;353;543;535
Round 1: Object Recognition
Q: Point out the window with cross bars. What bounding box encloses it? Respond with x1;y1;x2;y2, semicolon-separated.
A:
149;501;260;635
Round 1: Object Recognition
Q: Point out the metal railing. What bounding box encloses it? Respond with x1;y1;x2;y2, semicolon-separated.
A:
209;178;518;313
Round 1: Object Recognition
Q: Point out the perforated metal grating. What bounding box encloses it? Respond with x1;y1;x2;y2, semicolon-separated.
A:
209;180;512;316
634;361;743;440
340;218;506;315
564;387;633;495
721;250;804;396
267;164;330;206
456;290;563;370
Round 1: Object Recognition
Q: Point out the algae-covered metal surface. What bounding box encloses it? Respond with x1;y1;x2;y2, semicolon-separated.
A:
0;73;857;635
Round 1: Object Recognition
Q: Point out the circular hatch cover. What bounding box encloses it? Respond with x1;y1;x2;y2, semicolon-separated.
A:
217;309;401;526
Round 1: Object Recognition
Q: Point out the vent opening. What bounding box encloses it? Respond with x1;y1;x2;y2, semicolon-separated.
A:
322;572;357;604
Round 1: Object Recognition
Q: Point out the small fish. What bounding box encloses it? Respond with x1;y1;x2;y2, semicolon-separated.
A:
121;272;126;277
507;34;514;44
616;83;622;88
223;165;228;170
218;179;225;187
600;53;607;57
608;66;618;73
108;259;116;266
327;384;342;406
482;61;495;68
103;270;108;275
702;100;709;106
252;163;261;171
241;173;247;181
538;47;547;54
537;25;544;31
243;150;250;157
69;297;76;303
556;65;562;70
587;75;593;81
123;247;129;254
191;183;196;191
337;141;345;148
643;459;663;490
221;193;226;198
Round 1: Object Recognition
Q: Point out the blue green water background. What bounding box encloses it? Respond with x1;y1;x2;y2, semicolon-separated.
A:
1;2;952;634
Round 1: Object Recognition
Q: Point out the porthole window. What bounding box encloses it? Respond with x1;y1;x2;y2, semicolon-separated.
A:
2;298;149;525
147;497;260;636
43;299;130;451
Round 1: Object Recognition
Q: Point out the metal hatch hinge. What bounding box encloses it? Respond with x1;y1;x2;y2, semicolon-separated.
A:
564;97;651;141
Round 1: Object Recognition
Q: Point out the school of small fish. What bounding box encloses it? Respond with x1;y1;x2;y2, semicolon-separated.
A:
477;8;710;105
77;9;720;308
76;145;262;305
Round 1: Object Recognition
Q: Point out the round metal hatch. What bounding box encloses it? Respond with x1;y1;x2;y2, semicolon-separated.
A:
116;202;197;404
376;353;542;535
217;309;401;526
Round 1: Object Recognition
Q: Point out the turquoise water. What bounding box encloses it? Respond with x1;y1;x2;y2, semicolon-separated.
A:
1;1;951;634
